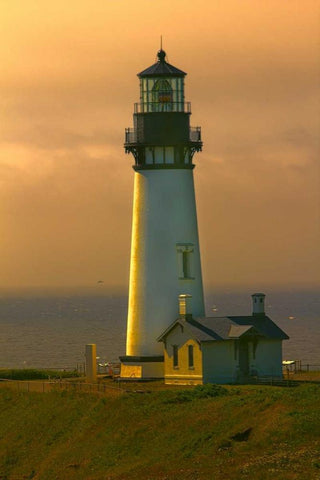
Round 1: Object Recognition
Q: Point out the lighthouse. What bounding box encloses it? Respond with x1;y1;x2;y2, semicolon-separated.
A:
120;49;205;379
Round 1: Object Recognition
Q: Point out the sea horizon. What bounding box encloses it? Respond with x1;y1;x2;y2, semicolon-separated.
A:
0;286;319;370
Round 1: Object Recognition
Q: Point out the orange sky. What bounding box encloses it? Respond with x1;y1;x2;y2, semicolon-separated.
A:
0;0;319;291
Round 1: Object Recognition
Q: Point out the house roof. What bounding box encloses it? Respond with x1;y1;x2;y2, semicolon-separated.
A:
228;325;258;338
158;315;289;343
138;50;186;78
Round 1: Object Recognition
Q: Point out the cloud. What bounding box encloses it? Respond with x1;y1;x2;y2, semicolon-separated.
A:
0;0;318;288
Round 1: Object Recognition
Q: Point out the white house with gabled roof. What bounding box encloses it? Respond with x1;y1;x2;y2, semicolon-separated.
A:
158;293;289;385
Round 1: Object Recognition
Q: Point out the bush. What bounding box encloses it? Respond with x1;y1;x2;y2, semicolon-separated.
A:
161;384;229;404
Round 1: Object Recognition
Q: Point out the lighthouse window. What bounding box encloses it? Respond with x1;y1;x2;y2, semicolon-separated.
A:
176;244;194;280
145;147;154;164
154;147;164;164
165;146;174;164
182;252;191;278
148;146;174;164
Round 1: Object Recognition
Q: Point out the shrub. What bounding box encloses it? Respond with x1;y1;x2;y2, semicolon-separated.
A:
161;384;228;404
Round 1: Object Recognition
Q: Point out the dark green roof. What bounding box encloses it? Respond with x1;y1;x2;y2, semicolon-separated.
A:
158;315;289;343
138;50;186;78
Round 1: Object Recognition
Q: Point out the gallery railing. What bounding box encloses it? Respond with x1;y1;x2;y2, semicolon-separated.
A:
134;101;191;114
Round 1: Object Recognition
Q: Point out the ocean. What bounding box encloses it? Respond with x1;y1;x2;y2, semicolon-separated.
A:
0;288;319;370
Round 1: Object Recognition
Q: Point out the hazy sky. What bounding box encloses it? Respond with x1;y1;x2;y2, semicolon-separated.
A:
0;0;319;291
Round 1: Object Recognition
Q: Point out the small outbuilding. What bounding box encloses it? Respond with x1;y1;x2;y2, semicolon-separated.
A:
158;293;289;385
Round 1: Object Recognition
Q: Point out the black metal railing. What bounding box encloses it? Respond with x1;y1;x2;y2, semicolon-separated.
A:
189;126;201;142
125;128;137;144
134;101;191;114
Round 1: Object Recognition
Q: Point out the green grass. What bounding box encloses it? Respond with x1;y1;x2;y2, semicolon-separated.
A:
0;383;319;479
0;368;80;380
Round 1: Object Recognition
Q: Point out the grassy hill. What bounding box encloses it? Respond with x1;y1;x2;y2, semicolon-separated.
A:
0;382;319;480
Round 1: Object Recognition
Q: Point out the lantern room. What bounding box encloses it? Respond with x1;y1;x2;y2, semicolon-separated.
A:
138;49;186;113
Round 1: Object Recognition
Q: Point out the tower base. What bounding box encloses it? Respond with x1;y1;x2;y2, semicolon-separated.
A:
119;355;164;380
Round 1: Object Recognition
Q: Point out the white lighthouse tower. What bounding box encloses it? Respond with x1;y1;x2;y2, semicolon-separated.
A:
120;49;205;379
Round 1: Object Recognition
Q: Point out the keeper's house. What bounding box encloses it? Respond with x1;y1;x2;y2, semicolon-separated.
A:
158;293;289;385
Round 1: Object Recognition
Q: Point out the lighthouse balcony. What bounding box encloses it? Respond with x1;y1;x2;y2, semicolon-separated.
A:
134;101;191;114
125;128;137;144
125;126;201;145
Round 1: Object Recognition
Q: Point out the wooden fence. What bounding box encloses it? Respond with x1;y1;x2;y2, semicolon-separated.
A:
283;361;320;373
0;380;124;396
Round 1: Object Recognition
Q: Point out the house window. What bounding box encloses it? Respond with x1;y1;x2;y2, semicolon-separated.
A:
176;244;194;279
188;345;194;368
173;345;179;368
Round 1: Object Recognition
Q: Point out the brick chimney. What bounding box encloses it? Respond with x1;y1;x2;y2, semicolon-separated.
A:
179;294;192;317
252;293;265;316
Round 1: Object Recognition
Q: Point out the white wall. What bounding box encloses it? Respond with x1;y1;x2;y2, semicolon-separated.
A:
252;339;283;377
202;338;284;383
202;341;238;384
126;168;205;357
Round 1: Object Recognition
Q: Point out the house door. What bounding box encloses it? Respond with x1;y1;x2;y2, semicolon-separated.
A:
239;340;249;375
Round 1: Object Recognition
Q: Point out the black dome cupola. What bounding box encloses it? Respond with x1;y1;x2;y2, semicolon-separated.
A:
125;50;202;170
138;49;186;78
157;49;166;62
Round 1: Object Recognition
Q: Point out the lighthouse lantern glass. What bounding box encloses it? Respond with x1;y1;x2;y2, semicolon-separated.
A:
140;76;184;113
